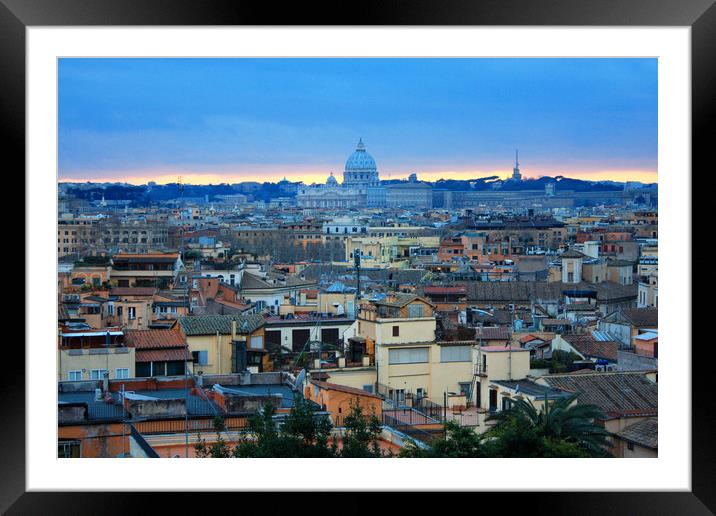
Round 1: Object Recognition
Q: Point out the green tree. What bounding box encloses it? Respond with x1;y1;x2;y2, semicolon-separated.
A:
280;395;334;457
487;393;612;457
195;415;235;458
549;350;582;373
399;421;487;458
483;414;550;458
339;399;384;458
234;396;336;458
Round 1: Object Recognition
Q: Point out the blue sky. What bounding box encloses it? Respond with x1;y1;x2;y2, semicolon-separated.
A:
58;58;657;184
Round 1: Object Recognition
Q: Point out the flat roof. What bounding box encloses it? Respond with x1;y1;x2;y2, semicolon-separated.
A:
215;384;295;408
480;346;528;352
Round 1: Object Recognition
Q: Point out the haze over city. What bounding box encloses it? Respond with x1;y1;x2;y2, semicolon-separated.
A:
59;58;658;185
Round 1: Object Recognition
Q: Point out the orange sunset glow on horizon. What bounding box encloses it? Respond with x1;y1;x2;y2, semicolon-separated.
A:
59;166;658;186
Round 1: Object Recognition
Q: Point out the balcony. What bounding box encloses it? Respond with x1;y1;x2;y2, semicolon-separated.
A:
66;347;130;356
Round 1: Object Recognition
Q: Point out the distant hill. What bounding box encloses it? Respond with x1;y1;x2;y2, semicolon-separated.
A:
61;174;639;204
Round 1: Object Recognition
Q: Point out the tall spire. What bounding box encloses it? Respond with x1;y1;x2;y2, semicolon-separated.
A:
512;148;522;181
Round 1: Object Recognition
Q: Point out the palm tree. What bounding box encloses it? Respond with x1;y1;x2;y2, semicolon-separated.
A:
488;393;612;457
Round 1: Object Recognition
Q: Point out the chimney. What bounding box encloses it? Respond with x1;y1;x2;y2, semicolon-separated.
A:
231;319;237;340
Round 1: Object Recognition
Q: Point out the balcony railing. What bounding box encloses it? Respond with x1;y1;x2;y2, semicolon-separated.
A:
66;347;131;355
473;363;487;376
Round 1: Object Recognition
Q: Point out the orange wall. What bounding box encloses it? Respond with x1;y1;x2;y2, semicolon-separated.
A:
305;384;382;424
634;339;657;358
59;423;129;458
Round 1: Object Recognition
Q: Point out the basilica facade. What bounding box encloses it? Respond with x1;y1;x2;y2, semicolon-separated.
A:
297;139;381;209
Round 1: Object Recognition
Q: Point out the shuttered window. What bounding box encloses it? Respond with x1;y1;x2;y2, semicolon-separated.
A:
440;345;471;362
389;347;428;364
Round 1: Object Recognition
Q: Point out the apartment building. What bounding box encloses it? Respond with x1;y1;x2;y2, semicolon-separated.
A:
58;328;135;382
110;253;183;289
178;314;267;374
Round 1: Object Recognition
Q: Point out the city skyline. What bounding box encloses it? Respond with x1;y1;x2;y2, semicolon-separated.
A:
59;58;658;185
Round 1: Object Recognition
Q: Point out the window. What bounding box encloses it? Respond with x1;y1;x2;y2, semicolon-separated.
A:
389;347;428;364
501;397;513;411
58;440;81;458
90;369;108;380
192;350;209;365
407;304;424;318
250;335;264;350
135;362;151;377
166;361;185;376
68;370;82;381
128;307;136;320
627;442;634;451
115;368;129;379
459;382;472;400
392;326;400;337
440;345;471;362
362;384;374;394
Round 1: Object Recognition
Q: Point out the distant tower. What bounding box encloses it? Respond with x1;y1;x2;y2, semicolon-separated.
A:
512;149;522;181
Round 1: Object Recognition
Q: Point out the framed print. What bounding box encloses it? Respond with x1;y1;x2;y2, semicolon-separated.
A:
4;0;714;512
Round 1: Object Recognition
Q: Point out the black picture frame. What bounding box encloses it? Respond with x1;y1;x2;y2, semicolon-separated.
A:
3;0;711;512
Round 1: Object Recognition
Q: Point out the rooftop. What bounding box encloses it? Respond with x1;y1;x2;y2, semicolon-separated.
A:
615;417;658;449
309;380;381;399
178;314;265;336
480;345;527;352
541;371;657;419
492;379;572;400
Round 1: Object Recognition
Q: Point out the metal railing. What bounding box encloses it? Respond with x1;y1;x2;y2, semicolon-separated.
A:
413;397;445;422
134;416;249;436
381;414;441;444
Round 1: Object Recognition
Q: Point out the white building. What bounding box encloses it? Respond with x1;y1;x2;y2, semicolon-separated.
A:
296;139;381;209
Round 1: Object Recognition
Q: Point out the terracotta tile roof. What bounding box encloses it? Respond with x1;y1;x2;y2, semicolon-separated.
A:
615;417;658;449
110;287;157;297
541;372;658;419
309;380;380;399
136;348;192;363
475;326;511;341
178;314;265;336
124;329;185;349
423;286;467;295
621;308;658;328
563;334;618;362
518;334;541;344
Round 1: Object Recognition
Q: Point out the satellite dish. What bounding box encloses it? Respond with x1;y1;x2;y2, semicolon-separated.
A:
294;369;307;391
